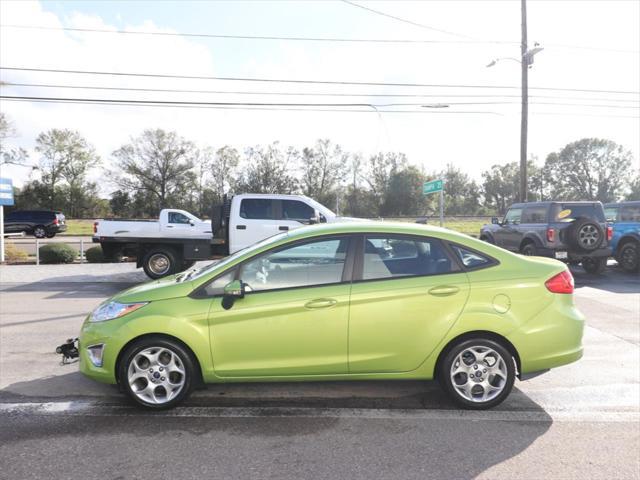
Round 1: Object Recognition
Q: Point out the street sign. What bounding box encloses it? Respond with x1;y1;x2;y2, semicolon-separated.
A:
0;178;14;206
423;179;443;195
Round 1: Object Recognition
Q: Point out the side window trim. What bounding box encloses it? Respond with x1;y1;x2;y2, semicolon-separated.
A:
446;241;500;272
352;233;460;283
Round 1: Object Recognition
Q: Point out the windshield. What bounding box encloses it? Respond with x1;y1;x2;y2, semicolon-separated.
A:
183;231;290;282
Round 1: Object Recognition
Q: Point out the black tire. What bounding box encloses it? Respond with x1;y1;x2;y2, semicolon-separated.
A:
618;242;640;274
520;242;537;256
142;248;179;279
566;217;604;252
118;336;196;410
581;256;607;274
45;232;56;238
33;225;47;238
480;235;494;245
438;338;516;410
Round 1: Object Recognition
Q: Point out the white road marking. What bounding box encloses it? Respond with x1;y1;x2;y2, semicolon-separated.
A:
0;401;637;423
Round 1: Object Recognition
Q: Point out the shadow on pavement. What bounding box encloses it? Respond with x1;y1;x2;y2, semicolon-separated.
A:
0;281;137;299
0;374;552;479
571;264;640;294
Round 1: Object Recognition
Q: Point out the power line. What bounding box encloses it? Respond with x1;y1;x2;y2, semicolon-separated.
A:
2;66;638;95
3;95;637;119
3;81;639;103
340;0;475;40
2;24;637;54
1;95;637;111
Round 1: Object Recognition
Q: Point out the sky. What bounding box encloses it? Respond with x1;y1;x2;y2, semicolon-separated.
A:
0;0;639;194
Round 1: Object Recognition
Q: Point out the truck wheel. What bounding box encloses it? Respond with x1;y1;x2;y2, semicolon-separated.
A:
567;217;604;252
618;242;640;273
581;256;607;274
182;260;196;271
33;226;47;238
142;249;179;279
520;243;537;256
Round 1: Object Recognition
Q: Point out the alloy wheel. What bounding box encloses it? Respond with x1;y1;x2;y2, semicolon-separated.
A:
450;346;508;403
148;253;171;276
578;224;599;250
127;347;186;405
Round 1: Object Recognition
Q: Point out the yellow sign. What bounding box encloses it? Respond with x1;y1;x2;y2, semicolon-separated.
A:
557;209;572;220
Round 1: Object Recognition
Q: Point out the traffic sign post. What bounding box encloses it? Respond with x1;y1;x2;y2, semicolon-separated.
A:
422;179;445;227
0;178;15;263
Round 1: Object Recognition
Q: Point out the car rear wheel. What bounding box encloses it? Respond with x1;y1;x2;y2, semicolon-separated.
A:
521;243;537;256
618;242;640;273
33;226;47;238
439;338;515;410
142;248;179;279
581;256;607;274
119;337;195;409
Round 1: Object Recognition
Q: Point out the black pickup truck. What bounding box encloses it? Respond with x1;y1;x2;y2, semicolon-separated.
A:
479;201;612;274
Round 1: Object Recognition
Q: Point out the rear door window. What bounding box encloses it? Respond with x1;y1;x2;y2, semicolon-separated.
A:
450;244;495;270
620;205;640;222
521;206;548;224
240;199;276;220
551;204;605;223
361;235;457;280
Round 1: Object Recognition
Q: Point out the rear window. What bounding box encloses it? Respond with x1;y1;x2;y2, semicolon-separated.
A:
450;244;494;270
551;204;605;223
521;206;548;223
620;205;640;222
239;199;276;220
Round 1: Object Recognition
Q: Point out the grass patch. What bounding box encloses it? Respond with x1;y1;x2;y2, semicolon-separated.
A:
62;219;94;236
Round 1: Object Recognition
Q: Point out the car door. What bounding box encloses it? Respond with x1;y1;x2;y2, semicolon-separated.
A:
164;211;194;237
207;235;353;377
277;199;315;233
496;208;523;251
232;198;280;252
348;234;469;374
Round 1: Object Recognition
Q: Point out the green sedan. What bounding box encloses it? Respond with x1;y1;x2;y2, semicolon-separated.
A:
79;222;584;410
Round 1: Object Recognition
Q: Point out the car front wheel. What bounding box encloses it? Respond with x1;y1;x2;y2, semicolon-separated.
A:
439;338;515;410
119;337;196;409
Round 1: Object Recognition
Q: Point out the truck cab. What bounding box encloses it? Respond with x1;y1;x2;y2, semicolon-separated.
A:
225;194;336;253
604;201;640;273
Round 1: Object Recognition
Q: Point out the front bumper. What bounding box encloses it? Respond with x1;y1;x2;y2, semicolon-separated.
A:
78;317;127;385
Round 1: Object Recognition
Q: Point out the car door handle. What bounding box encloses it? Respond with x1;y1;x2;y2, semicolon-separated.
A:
304;298;337;309
428;286;460;297
279;226;289;231
236;225;246;230
166;225;174;228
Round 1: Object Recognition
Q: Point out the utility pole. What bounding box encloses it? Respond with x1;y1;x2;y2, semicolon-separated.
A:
520;0;528;203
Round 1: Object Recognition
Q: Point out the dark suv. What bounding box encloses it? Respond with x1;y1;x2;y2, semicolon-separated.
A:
480;201;612;274
4;210;67;238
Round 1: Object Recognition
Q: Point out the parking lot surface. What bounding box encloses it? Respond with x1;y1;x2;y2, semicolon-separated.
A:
0;263;638;479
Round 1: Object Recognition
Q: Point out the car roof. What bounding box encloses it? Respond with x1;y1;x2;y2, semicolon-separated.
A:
604;201;640;207
509;201;603;209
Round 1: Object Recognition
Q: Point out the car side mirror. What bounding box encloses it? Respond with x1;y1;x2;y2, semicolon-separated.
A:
221;280;245;310
491;217;500;225
189;219;195;226
308;209;321;225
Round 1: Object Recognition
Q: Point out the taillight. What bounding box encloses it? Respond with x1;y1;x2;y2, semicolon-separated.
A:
53;218;59;226
546;227;555;243
545;270;574;294
607;225;613;242
93;222;98;234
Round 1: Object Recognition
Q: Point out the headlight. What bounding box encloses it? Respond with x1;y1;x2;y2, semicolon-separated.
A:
90;301;148;322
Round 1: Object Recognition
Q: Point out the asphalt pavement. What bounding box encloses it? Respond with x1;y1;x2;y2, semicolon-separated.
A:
0;263;638;479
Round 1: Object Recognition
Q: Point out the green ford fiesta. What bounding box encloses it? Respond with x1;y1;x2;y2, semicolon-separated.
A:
79;222;584;410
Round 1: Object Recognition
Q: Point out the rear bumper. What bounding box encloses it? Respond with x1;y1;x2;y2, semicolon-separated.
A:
537;246;611;259
49;224;67;233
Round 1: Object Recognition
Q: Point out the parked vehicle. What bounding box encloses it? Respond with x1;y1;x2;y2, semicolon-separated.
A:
480;201;612;274
604;201;640;273
3;210;67;238
77;222;584;410
94;194;347;279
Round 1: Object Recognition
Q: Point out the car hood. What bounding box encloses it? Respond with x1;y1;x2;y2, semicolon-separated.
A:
113;275;193;303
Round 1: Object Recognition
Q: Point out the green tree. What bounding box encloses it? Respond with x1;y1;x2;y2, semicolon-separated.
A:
380;165;427;216
544;138;633;202
111;129;197;214
0;112;28;167
439;164;483;215
482;159;541;214
626;174;640;201
235;142;298;194
300;139;347;208
363;152;408;214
